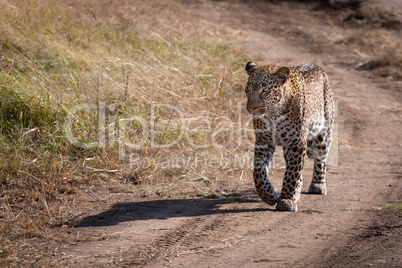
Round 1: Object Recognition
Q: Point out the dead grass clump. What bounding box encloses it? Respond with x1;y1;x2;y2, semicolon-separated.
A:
341;28;402;79
326;1;402;79
341;2;401;31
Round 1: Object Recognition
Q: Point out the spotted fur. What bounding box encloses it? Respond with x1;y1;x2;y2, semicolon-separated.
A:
245;61;335;212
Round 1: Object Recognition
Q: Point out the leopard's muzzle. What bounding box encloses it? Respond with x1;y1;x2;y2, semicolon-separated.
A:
246;105;267;115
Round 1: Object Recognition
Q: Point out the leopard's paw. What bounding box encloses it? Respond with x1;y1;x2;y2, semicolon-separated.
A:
308;183;327;195
276;199;297;212
260;192;278;206
257;187;278;206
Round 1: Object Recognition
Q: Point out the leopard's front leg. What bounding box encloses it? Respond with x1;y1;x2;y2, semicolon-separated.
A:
253;144;278;205
276;145;306;212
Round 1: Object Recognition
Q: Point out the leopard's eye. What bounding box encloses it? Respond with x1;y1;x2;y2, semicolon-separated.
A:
263;87;271;92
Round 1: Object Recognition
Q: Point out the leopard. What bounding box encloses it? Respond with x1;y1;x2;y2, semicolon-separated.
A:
244;61;335;212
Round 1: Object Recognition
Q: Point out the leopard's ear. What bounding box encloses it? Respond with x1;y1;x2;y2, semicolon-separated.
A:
274;66;290;84
245;61;257;75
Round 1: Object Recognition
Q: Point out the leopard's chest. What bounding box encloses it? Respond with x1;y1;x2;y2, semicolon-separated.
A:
253;111;325;147
253;115;298;147
273;118;298;147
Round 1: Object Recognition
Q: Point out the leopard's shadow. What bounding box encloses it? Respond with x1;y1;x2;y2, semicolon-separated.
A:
76;189;274;227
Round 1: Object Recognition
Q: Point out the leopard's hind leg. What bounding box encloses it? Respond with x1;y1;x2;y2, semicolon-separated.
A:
309;71;334;195
308;126;333;195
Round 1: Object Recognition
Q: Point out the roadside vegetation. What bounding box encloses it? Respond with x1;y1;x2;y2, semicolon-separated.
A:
322;0;402;79
0;0;249;265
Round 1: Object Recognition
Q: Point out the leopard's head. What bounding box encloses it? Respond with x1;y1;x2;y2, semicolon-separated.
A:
244;61;290;116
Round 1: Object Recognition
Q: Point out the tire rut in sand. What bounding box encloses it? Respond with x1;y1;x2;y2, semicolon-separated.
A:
124;213;227;266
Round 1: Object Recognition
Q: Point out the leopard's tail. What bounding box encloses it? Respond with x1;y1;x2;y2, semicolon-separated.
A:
322;71;335;122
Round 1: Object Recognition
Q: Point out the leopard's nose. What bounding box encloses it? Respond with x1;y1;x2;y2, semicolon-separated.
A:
246;105;257;114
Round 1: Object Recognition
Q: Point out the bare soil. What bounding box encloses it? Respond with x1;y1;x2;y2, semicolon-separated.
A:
31;0;402;267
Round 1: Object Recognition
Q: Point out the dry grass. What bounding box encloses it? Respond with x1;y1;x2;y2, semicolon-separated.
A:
0;0;255;265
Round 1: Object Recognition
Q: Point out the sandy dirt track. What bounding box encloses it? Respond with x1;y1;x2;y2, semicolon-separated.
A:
62;1;401;267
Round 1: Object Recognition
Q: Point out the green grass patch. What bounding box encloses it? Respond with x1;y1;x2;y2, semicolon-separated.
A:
370;200;402;212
